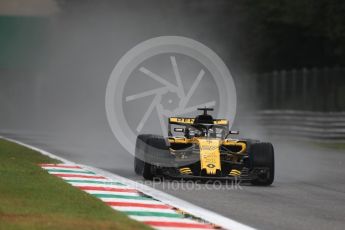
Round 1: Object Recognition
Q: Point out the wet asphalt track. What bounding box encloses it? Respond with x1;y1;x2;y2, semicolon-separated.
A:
3;133;345;230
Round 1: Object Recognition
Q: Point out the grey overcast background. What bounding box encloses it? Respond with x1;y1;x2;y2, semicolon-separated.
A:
0;0;255;168
1;1;345;230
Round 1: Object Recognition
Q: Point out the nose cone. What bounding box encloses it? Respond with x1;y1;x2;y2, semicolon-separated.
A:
197;138;221;175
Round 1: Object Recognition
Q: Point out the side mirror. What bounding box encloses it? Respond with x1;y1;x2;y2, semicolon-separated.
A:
174;128;185;132
229;130;239;135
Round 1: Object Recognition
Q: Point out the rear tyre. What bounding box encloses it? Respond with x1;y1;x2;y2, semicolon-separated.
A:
249;142;274;186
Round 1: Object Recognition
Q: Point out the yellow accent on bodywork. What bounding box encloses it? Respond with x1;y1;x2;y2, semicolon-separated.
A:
168;137;193;144
179;167;192;174
222;140;246;153
229;169;241;176
213;119;228;125
197;138;222;175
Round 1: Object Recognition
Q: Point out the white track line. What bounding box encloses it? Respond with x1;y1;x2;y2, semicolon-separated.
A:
47;171;96;176
66;178;112;182
112;206;178;213
155;228;215;230
97;198;164;204
83;190;140;196
129;216;201;223
42;166;92;173
66;182;129;188
0;136;256;230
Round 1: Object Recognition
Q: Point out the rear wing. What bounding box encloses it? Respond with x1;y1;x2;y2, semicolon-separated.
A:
169;117;229;125
169;117;195;125
168;117;229;136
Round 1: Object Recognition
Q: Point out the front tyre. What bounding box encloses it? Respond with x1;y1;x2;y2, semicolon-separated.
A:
134;134;150;175
249;142;274;186
134;134;169;180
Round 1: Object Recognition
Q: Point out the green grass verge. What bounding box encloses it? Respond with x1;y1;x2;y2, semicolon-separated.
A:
0;139;152;230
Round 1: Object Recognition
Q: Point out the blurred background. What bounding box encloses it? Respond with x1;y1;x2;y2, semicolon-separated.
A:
0;0;345;168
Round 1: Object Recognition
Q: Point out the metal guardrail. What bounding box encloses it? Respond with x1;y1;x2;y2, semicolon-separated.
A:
252;67;345;111
250;110;345;141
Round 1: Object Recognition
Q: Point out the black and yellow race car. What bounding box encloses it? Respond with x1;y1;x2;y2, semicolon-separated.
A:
134;108;274;185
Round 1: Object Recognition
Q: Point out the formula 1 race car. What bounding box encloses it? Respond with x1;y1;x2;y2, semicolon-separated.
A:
134;108;274;185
